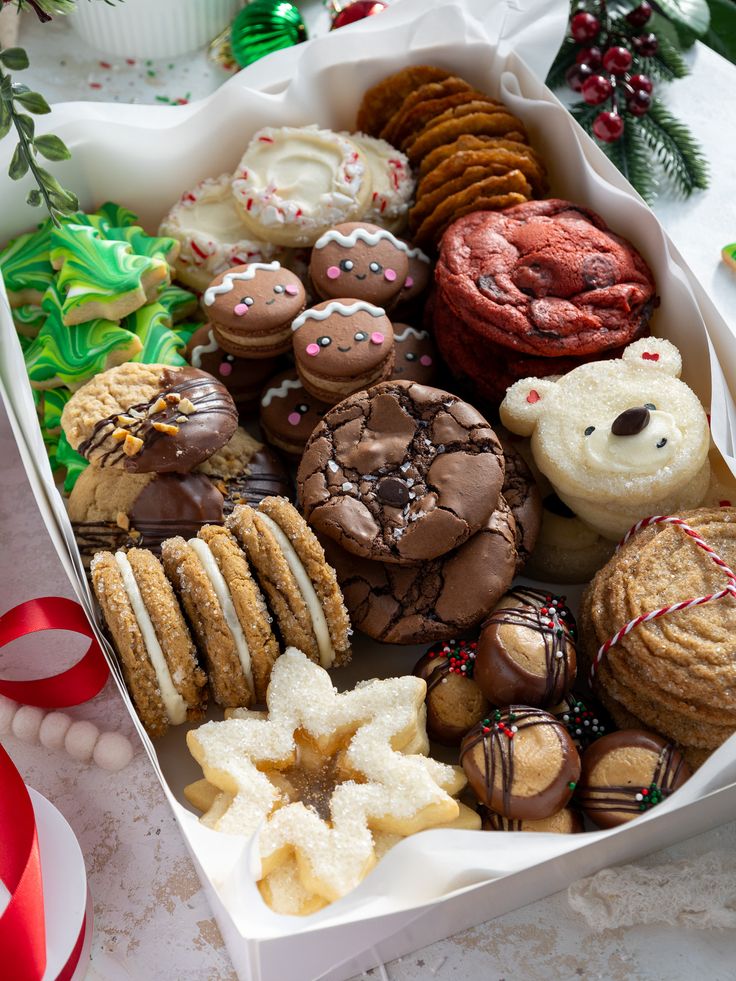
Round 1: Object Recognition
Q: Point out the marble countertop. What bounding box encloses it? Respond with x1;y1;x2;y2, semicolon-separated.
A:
2;9;736;981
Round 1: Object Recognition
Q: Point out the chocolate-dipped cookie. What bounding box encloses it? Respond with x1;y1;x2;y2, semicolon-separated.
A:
550;693;611;751
186;324;283;413
479;805;583;834
475;588;577;708
309;223;409;307
323;497;518;644
577;729;690;829
413;640;489;745
194;427;291;515
460;706;581;820
291;300;395;405
259;370;329;459
202;261;306;358
391;325;439;386
61;362;238;473
298;380;505;563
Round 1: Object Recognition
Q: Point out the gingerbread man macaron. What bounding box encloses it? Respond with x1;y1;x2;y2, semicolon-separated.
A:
202;260;306;359
291;299;394;404
391;325;439;386
309;222;410;308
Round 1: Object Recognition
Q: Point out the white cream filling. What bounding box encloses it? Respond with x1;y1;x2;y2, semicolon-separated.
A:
187;538;255;699
256;512;335;669
114;552;188;725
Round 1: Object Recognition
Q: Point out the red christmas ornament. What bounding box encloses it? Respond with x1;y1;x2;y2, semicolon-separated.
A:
628;89;652;116
593;110;624;143
330;0;387;29
626;2;653;27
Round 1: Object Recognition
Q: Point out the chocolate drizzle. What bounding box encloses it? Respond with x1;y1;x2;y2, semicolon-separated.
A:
214;448;292;516
77;368;238;473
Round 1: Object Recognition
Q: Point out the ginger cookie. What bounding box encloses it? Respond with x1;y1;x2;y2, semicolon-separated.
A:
91;548;207;737
379;76;476;144
577;730;690;829
297;380;505;564
61;362;238;473
417;140;548;197
390;325;439;386
418;134;541;180
226;497;352;669
460;706;581;820
404;108;528;167
323;497;518;645
161;525;279;707
356;66;452;136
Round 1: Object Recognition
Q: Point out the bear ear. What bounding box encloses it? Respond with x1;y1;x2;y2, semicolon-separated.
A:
500;378;557;437
622;338;682;378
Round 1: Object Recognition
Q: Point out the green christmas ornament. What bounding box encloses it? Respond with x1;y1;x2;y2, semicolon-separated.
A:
230;0;308;69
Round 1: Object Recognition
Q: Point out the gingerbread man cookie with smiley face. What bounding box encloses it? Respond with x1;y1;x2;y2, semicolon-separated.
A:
259;369;329;458
202;261;306;359
291;299;395;404
309;223;410;309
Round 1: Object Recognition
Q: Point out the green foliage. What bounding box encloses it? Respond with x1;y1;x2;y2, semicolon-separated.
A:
700;0;736;63
639;97;709;197
653;0;710;35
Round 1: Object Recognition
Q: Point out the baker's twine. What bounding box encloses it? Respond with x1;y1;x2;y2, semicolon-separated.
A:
590;515;736;685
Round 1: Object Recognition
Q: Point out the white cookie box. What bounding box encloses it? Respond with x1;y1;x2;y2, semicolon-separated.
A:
2;2;736;979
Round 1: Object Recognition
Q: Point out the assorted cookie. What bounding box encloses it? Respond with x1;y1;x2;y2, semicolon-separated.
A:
413;640;489;745
185;324;284;413
309;223;409;307
259;369;329;459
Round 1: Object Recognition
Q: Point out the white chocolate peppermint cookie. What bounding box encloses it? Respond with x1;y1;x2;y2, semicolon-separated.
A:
159;174;281;292
345;132;415;234
231;126;372;247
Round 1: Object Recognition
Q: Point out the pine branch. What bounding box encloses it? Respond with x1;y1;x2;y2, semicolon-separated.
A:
570;101;657;202
638;34;689;82
546;37;578;90
638;97;709;196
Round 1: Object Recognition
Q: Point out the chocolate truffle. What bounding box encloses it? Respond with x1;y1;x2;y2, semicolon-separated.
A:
479;805;583;834
413;640;489;745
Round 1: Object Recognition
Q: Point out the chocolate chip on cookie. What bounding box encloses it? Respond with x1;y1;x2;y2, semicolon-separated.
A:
297;380;505;563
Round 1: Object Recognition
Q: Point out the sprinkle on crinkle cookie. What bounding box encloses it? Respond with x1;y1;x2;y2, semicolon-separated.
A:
186;648;465;903
231;126;372;247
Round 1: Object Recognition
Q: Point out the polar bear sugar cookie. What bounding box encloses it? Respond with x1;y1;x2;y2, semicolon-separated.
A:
499;338;711;541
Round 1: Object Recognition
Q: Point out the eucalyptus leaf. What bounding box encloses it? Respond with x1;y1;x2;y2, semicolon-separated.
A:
35;165;63;193
34;133;71;161
49;187;79;213
14;90;51;115
653;0;710;36
0;48;29;71
9;142;29;180
15;112;34;141
0;102;10;141
701;0;736;64
11;83;30;96
0;76;12;101
26;187;43;207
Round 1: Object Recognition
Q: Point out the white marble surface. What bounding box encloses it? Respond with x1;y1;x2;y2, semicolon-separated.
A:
3;9;736;981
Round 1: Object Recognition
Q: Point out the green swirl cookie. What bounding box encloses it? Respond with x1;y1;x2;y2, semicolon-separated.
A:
125;302;188;366
0;221;54;305
55;430;88;491
41;385;72;434
95;201;139;229
24;285;143;389
50;223;170;326
105;225;179;266
13;303;45;338
155;283;199;323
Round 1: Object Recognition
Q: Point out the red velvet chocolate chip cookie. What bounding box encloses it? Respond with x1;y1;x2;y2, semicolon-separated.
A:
436;200;656;358
297;380;505;563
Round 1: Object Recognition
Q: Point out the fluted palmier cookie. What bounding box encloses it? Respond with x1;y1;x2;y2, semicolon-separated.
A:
460;706;581;820
475;588;577;709
577;730;690;829
298;380;505;564
413;640;489;745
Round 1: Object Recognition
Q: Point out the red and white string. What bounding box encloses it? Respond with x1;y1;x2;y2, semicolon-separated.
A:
590;515;736;685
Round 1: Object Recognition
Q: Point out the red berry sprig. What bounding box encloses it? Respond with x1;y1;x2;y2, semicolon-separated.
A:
564;0;657;143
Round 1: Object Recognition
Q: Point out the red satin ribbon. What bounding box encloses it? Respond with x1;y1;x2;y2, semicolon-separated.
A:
0;597;108;707
0;744;46;981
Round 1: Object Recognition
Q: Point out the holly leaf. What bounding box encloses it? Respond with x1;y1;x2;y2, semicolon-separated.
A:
0;48;30;71
14;90;51;115
34;133;71;161
701;0;736;64
653;0;710;36
9;142;29;180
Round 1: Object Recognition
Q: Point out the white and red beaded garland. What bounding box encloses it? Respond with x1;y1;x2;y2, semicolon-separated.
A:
590;515;736;685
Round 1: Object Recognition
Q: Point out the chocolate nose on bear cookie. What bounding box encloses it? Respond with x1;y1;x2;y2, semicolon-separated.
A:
611;405;651;437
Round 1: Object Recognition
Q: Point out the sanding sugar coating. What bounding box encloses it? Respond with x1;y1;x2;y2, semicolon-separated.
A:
186;648;464;902
231;126;372;247
297;380;505;563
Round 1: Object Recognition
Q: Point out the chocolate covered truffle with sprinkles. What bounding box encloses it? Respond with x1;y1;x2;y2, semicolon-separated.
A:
413;640;489;745
550;693;611;751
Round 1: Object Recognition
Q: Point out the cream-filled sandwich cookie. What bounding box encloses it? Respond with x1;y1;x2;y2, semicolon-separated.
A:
90;548;207;737
159;173;282;293
291;299;394;405
203;261;306;359
259;369;329;459
231;126;372;247
226;497;351;669
161;525;279;707
309;223;409;308
342;133;414;233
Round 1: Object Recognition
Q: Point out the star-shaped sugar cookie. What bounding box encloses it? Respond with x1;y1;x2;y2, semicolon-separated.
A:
187;648;465;902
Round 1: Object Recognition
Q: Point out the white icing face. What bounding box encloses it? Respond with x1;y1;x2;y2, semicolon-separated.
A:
261;376;303;407
583;408;682;474
291;300;385;331
203;261;283;305
313;227;409;252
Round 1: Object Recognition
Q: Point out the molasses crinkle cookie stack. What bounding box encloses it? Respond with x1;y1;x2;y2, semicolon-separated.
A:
297;379;540;644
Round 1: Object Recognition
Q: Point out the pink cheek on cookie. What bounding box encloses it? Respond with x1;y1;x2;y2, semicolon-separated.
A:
403;276;414;290
326;266;341;280
306;343;321;357
233;303;249;316
370;332;385;345
285;284;300;295
384;268;397;282
420;355;433;366
218;362;233;376
287;412;302;426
